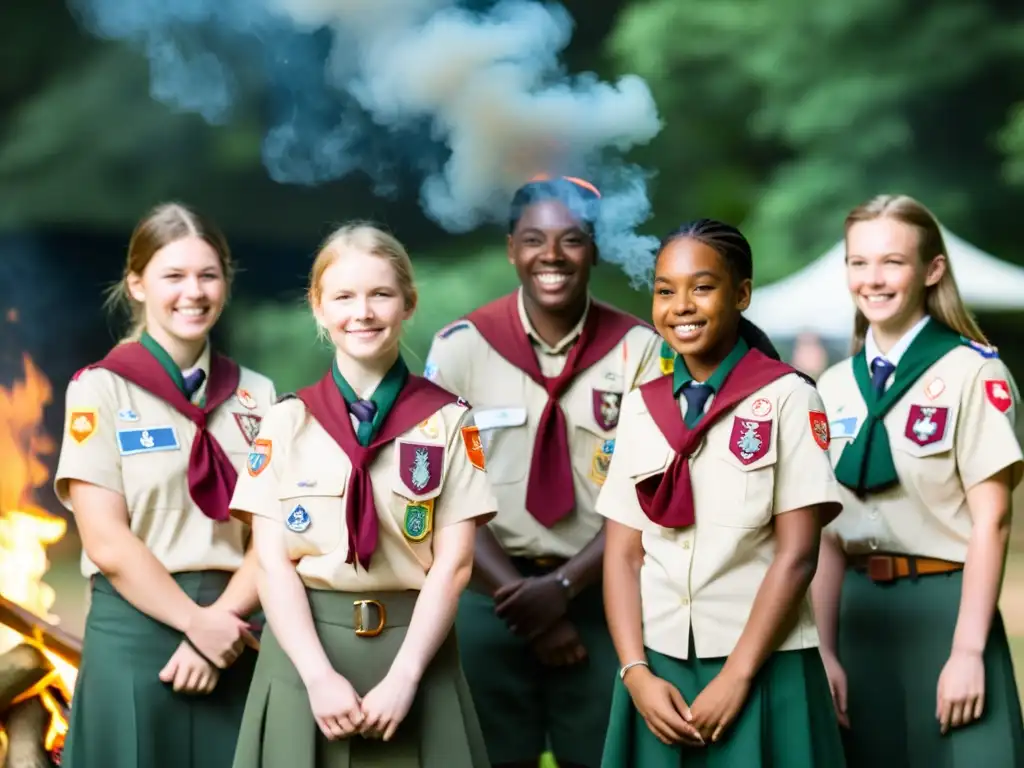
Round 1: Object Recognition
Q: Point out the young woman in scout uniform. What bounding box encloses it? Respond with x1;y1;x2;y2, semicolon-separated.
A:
229;223;495;768
598;218;847;768
811;194;1024;767
423;175;664;768
54;203;277;768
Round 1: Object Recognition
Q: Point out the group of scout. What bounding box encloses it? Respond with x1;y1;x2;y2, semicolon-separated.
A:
51;179;1023;768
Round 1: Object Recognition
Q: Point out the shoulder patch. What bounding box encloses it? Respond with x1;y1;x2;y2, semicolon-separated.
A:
437;321;470;339
275;392;299;403
961;335;999;359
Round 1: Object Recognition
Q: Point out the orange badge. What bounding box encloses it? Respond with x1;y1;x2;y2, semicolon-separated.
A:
461;426;486;470
247;438;272;477
809;411;830;450
984;379;1013;413
68;408;99;444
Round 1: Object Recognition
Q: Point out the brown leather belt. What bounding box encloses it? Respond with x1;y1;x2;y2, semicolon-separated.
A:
848;554;963;583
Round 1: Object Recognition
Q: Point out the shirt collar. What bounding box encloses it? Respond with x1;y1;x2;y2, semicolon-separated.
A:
672;337;750;396
864;314;931;368
516;287;591;355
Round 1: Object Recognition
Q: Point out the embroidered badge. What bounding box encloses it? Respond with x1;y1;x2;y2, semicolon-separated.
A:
117;408;139;422
924;378;945;400
233;413;262;445
728;417;772;464
751;398;772;418
589;439;615;486
658;340;675;375
247;438;272;477
286;504;311;533
961;336;999;359
830;416;859;439
984;379;1013;413
461;426;486;470
423;359;439;382
403;499;435;542
236;388;257;410
399;442;444;495
592;390;622;431
67;408;99;445
809;411;830;450
117;426;180;456
904;405;950;447
418;414;440;439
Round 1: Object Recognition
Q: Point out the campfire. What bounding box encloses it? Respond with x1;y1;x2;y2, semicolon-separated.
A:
0;353;81;767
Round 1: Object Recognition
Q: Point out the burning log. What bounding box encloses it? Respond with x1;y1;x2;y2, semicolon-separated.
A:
4;697;50;768
0;596;81;669
0;646;52;714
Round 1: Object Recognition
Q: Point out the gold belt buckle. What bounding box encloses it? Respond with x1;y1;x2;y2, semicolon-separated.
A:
353;599;387;638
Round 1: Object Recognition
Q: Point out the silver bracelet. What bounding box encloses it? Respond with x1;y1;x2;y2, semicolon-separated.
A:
619;660;649;680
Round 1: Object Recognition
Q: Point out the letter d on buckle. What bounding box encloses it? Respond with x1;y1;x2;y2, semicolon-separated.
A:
353;599;386;637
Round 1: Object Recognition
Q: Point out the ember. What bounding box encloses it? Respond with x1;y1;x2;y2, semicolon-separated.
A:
0;354;81;767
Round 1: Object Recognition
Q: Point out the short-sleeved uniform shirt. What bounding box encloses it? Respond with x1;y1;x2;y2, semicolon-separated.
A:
228;398;498;592
818;325;1024;561
54;343;277;577
423;290;664;559
595;373;841;660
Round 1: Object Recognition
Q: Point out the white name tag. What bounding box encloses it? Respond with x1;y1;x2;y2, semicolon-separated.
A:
474;407;527;430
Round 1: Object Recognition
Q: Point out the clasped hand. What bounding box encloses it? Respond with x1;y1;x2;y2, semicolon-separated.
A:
308;668;418;742
184;605;260;668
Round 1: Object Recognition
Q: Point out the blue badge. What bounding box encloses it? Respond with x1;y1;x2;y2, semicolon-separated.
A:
286;504;311;533
438;321;469;339
601;439;615;455
116;426;180;456
423;359;439;381
961;335;999;359
830;416;859;439
117;408;139;422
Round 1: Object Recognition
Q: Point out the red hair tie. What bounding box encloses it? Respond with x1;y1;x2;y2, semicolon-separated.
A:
528;173;602;199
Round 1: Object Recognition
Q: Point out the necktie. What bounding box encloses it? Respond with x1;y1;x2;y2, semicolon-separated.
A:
681;383;713;426
182;369;206;401
870;357;895;397
349;399;377;424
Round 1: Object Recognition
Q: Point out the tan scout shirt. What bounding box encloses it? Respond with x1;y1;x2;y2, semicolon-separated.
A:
229;398;497;592
424;291;664;559
596;373;840;660
819;345;1024;562
54;344;276;577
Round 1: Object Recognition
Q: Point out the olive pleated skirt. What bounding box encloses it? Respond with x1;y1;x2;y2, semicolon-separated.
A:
232;588;489;768
62;571;258;768
839;569;1024;767
601;637;844;767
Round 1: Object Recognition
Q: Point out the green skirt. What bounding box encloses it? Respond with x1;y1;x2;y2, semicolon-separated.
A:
232;589;489;768
839;569;1024;767
62;571;258;768
602;639;844;767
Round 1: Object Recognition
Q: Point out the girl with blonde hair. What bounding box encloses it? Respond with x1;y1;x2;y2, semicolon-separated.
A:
812;194;1024;767
230;222;495;767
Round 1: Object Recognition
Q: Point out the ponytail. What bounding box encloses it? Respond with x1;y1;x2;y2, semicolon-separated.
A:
739;316;781;360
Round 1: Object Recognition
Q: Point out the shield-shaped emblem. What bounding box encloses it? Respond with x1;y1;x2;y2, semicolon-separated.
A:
247;438;272;477
904;405;949;446
589;439;615;486
68;408;99;445
233;413;262;446
984;380;1013;413
808;411;830;450
398;441;444;496
728;417;772;465
403;499;434;542
592;390;623;431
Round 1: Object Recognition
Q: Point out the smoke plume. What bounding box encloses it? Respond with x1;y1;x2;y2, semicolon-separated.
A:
68;0;663;286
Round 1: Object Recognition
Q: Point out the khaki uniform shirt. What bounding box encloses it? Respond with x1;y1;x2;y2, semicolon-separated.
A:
596;373;840;659
819;343;1024;561
54;344;276;577
424;291;663;559
229;398;497;592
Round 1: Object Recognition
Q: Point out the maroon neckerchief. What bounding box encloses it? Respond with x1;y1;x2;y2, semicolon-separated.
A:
297;372;458;570
637;349;797;528
467;292;646;527
80;343;241;522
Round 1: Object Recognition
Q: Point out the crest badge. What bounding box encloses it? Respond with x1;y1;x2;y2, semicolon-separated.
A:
589;439;615;486
403;499;435;542
984;379;1013;413
461;426;486;470
904;405;949;447
68;408;99;445
233;412;262;446
751;398;772;418
808;411;830;450
247;438;272;477
924;377;945;400
286;504;311;533
418;414;440;440
728;417;772;465
398;441;444;496
236;388;257;410
592;390;623;431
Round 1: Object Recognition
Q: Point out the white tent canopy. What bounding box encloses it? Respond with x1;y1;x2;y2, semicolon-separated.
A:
745;228;1024;340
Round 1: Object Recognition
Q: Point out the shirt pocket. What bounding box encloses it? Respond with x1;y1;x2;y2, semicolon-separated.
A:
893;403;957;458
390;439;447;552
891;403;961;510
473;406;529;486
277;472;347;560
567;388;623;487
707;416;779;529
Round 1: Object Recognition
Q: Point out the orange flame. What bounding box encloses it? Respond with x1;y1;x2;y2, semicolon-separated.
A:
0;353;75;750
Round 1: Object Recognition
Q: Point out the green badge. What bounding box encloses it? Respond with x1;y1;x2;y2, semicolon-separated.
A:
659;339;675;375
403;499;434;542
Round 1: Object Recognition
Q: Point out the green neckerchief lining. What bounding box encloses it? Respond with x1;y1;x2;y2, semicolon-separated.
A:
332;356;409;446
671;337;749;427
139;331;206;406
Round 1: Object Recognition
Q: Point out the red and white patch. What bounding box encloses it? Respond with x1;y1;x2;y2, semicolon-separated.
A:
904;405;950;447
728;417;772;464
236;388;257;410
924;377;945;400
984;380;1012;413
233;412;262;445
808;411;830;450
751;398;772;418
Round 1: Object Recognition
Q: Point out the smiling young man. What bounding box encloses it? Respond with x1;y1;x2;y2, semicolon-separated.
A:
423;176;663;768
